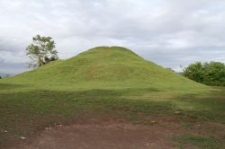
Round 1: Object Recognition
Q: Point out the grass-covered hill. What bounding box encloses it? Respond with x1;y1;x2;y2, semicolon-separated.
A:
3;46;208;91
1;46;225;149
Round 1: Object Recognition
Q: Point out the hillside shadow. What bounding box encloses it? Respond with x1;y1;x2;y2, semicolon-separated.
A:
72;87;161;97
0;83;28;91
1;87;225;149
171;88;225;123
0;87;171;148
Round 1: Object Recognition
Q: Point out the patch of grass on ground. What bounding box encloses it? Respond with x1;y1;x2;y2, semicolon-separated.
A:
176;135;221;149
0;83;225;148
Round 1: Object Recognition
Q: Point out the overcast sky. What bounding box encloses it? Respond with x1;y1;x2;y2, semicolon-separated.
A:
1;0;225;75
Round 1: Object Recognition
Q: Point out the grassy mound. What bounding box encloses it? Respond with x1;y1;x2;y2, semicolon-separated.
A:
1;46;225;149
3;46;208;91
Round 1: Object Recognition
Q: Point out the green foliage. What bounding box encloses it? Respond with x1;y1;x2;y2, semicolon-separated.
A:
183;61;225;86
0;76;1;79
26;35;58;68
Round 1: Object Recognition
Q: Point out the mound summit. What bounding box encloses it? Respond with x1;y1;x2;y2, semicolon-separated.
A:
7;46;207;90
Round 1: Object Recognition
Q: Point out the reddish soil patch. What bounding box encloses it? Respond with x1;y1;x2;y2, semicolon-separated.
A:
13;123;179;149
7;114;225;149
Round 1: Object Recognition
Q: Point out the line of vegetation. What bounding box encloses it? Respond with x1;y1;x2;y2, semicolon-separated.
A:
183;61;225;86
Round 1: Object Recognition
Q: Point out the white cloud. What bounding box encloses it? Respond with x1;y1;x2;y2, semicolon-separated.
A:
0;51;27;64
1;0;225;74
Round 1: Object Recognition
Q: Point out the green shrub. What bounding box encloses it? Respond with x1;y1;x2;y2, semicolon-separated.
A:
183;61;225;86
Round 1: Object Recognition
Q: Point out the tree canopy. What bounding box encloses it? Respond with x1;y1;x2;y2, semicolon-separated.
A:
26;35;58;68
183;61;225;86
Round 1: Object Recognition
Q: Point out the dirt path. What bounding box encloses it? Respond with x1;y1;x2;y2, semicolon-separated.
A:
13;123;179;149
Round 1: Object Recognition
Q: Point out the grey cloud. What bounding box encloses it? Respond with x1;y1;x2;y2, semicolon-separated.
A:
1;0;225;74
0;62;29;75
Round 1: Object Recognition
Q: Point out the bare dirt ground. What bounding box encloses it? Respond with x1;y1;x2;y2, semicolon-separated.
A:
12;121;181;149
8;116;225;149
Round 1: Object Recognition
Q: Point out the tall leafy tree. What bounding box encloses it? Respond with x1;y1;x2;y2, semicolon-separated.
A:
183;62;204;83
26;35;58;68
183;61;225;86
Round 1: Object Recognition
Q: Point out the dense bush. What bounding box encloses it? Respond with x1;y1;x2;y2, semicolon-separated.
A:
183;61;225;86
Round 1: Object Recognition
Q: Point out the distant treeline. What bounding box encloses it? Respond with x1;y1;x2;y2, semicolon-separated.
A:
183;61;225;86
0;74;11;79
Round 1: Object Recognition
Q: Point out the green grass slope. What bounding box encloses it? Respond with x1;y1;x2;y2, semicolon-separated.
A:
1;46;225;149
2;46;208;91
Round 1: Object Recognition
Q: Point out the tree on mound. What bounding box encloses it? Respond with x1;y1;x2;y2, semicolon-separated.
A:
26;35;59;68
183;61;225;86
